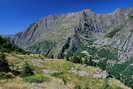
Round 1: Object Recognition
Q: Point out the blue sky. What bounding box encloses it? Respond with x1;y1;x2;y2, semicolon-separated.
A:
0;0;133;35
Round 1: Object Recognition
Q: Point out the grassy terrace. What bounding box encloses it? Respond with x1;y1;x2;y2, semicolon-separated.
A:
0;53;130;89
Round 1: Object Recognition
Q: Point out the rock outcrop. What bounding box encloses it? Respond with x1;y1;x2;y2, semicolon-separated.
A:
6;8;133;59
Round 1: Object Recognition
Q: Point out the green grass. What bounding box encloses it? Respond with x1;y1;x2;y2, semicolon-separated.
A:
0;36;26;53
107;59;133;88
0;53;130;89
24;74;51;83
51;72;125;89
39;60;74;72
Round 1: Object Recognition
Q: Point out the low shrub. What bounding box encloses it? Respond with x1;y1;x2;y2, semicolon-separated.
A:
0;53;11;73
24;74;51;83
75;85;82;89
21;62;34;77
51;72;71;85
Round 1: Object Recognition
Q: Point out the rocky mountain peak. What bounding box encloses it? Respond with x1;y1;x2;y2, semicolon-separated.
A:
114;8;126;13
80;9;94;14
6;8;133;59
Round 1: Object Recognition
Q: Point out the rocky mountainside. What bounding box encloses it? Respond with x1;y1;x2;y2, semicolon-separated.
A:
7;8;133;59
0;36;130;89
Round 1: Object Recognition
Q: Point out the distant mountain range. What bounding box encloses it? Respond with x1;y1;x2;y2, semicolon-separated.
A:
6;8;133;59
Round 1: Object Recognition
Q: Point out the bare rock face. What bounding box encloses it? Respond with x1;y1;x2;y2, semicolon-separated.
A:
7;8;133;59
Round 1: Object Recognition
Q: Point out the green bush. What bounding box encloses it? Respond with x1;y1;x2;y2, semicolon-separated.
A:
0;36;25;53
24;74;51;83
129;15;133;19
107;59;133;88
0;72;8;79
65;53;83;64
75;85;82;89
0;53;11;72
70;56;82;63
21;62;34;77
51;72;71;85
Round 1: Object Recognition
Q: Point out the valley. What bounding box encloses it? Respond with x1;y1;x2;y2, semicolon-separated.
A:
0;8;133;89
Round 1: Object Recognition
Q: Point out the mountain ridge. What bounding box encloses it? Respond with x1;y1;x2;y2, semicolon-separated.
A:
2;7;133;88
6;8;133;59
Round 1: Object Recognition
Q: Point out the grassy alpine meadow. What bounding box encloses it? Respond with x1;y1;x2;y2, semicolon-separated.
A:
0;52;131;89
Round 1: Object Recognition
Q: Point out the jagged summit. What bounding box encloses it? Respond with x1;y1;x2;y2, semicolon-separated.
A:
6;8;133;59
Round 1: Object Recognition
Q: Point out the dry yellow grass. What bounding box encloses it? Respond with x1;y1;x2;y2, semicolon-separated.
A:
0;77;32;89
108;79;131;89
0;53;131;89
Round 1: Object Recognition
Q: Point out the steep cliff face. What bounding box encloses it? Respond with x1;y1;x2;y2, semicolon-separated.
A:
7;8;133;59
97;8;133;60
